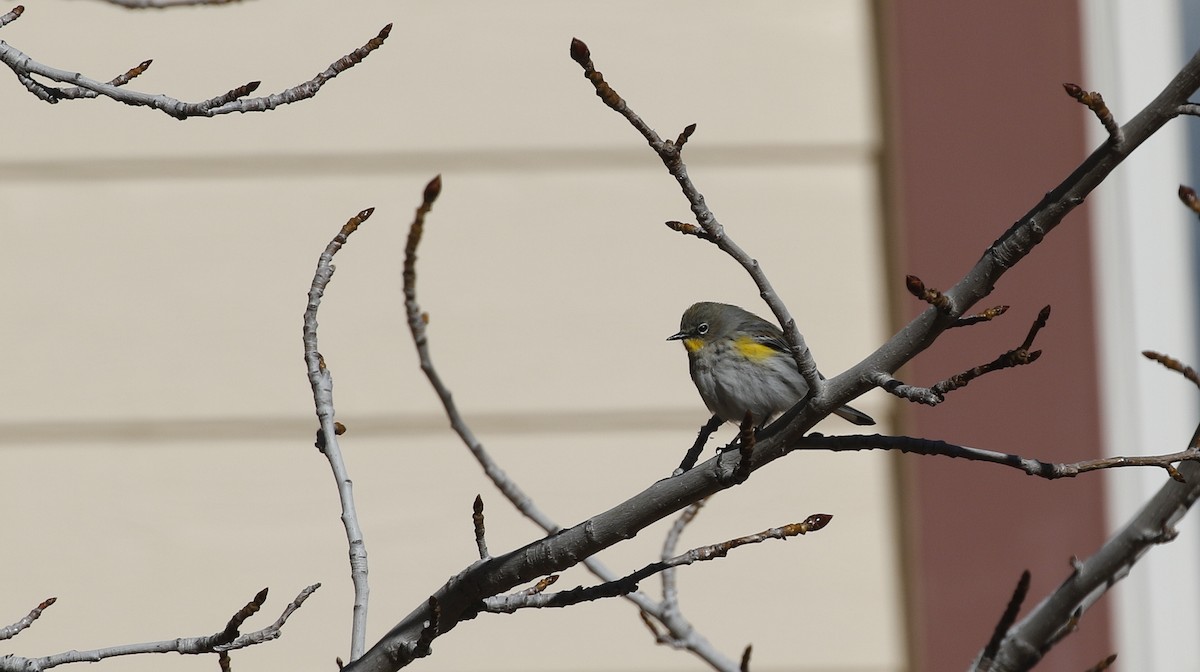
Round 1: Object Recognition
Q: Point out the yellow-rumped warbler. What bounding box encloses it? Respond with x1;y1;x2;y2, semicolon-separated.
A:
668;301;874;427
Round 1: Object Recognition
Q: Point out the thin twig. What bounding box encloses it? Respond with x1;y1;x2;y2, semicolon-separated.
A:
0;13;390;118
482;514;832;614
303;208;374;661
1063;83;1123;144
0;597;56;641
0;585;318;671
674;415;723;475
472;495;489;560
661;500;706;618
1084;654;1118;672
872;307;1050;405
98;0;245;6
1144;349;1200;388
569;37;823;396
977;571;1031;671
216;584;321;652
0;5;23;29
797;433;1196;482
950;305;1010;329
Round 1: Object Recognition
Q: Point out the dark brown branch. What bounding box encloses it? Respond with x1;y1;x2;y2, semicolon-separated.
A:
1084;654;1118;672
977;571;1031;671
675;415;723;475
1143;350;1200;388
730;413;755;484
739;645;752;672
1064;83;1123;144
202;587;267;649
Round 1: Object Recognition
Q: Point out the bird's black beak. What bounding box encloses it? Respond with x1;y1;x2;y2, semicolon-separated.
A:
666;330;687;341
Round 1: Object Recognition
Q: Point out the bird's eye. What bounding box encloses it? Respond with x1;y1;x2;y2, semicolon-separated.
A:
697;323;709;335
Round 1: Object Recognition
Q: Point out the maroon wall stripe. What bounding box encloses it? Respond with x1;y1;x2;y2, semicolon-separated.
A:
878;1;1112;669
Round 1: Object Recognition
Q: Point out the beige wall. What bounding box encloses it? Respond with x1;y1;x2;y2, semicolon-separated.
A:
1;2;901;670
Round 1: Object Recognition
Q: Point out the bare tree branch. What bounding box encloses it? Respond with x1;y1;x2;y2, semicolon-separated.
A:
343;41;1200;672
0;10;390;118
0;585;317;671
977;571;1031;671
569;37;823;396
674;415;723;475
796;433;1196;482
978;354;1200;669
304;208;376;661
0;597;55;641
394;177;743;672
94;0;247;7
873;306;1051;406
482;513;832;614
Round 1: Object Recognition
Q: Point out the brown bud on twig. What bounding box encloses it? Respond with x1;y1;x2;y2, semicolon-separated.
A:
675;123;697;149
1179;185;1200;215
1064;82;1122;143
905;274;952;313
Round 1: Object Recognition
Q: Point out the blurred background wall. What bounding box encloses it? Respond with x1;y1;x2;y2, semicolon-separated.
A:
1;1;1197;671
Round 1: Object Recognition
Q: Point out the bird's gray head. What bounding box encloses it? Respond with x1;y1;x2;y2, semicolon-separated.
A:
666;301;749;352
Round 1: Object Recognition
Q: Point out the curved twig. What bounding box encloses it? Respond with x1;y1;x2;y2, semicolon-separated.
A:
0;585;318;671
303;208;375;661
0;10;390;119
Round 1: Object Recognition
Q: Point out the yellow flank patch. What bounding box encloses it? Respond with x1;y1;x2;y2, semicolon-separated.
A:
734;336;777;362
683;338;705;353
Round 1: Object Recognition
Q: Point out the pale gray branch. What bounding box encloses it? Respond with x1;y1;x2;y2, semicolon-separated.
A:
0;11;390;119
0;598;55;642
0;585;317;671
94;0;247;7
303;208;375;661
